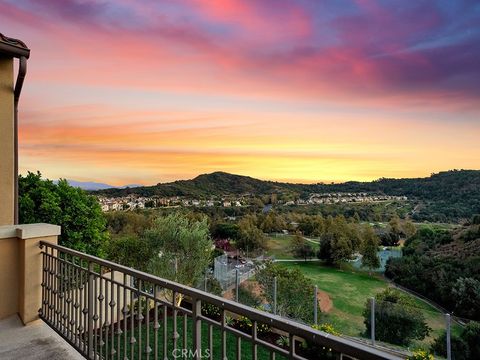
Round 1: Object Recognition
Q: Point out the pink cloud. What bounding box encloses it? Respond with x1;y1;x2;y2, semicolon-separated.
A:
190;0;312;42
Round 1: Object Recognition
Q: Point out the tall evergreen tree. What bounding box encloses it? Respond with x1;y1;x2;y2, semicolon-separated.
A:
361;227;380;271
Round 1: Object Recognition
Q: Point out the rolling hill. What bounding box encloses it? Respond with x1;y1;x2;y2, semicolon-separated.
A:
94;170;480;221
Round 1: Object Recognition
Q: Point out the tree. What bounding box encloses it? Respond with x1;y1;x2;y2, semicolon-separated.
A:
19;171;108;256
237;215;267;250
256;262;319;323
360;227;380;271
331;234;353;263
102;235;150;270
452;278;480;319
363;288;430;346
145;213;213;305
462;321;480;360
291;233;314;260
386;214;402;246
260;212;286;233
211;223;240;240
318;232;353;264
403;220;417;239
104;211;152;237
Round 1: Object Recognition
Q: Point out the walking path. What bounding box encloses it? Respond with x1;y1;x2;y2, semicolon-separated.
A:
273;258;320;262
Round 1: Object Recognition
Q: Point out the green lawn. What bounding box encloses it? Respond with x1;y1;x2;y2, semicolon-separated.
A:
265;234;319;260
280;261;461;349
104;312;288;360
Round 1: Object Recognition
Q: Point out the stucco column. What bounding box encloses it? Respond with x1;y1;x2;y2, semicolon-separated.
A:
0;55;15;225
17;224;61;324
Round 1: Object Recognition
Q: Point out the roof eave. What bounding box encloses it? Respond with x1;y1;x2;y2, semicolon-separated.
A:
0;34;30;59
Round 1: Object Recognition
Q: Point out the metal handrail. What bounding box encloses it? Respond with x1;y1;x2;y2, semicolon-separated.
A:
39;241;403;360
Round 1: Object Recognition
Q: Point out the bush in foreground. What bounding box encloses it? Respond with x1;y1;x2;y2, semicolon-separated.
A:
363;288;430;346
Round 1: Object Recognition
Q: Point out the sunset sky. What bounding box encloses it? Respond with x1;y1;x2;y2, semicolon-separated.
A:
2;0;479;186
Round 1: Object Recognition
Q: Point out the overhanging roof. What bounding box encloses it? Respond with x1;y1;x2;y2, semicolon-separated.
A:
0;33;30;59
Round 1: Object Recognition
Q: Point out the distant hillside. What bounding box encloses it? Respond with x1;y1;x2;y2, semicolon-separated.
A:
94;171;309;197
61;180;141;191
94;170;480;221
317;170;480;221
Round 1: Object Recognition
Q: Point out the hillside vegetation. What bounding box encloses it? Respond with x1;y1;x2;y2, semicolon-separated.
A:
386;219;480;320
95;170;480;221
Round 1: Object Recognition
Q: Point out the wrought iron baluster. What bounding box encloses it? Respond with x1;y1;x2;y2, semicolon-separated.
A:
54;251;59;330
123;274;128;360
66;254;71;336
88;261;94;359
46;248;52;322
208;324;213;360
69;256;74;340
93;267;99;359
40;248;46;319
192;298;201;360
73;258;78;343
289;334;294;359
221;310;227;360
252;320;258;360
137;279;143;360
130;277;136;360
236;335;241;360
104;272;110;359
173;291;178;356
83;261;89;355
145;282;151;359
163;304;167;360
153;284;159;360
110;270;116;359
116;276;122;360
58;253;63;332
98;269;104;359
61;253;66;334
76;258;82;349
183;313;188;360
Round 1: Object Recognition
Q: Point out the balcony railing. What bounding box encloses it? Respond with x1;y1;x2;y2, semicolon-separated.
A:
39;241;402;360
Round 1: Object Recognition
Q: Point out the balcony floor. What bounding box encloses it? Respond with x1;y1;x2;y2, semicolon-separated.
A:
0;315;84;360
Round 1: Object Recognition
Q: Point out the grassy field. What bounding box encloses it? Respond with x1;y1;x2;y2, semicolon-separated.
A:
265;234;319;260
280;261;461;349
